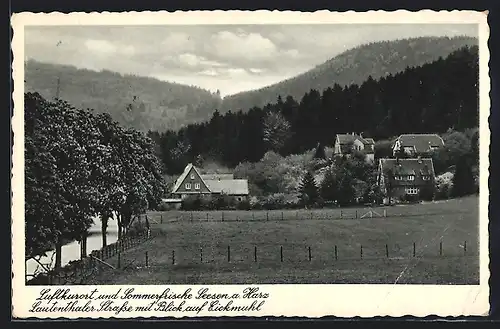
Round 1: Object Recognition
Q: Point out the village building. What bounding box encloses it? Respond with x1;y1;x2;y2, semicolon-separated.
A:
333;133;375;163
392;133;445;157
377;157;436;203
171;163;249;202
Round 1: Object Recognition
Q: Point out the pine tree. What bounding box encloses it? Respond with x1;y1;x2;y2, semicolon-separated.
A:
299;171;318;206
314;142;326;159
336;172;356;206
320;168;337;202
451;155;476;197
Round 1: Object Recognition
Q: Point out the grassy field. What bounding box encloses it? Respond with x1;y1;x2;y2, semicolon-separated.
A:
85;196;480;285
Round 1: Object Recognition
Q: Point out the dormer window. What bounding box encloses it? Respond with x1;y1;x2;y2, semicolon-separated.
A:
190;174;195;180
408;175;415;181
185;183;191;190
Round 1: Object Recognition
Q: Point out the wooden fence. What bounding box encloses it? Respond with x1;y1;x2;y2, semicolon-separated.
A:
26;233;151;285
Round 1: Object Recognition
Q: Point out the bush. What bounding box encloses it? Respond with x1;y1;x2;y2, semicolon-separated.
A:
181;195;202;211
435;172;454;200
128;218;148;237
419;183;435;201
236;199;251;210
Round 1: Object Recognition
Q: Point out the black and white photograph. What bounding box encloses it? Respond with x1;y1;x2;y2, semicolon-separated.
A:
11;10;490;318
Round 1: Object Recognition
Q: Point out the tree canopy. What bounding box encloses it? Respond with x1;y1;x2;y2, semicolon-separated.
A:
25;92;166;264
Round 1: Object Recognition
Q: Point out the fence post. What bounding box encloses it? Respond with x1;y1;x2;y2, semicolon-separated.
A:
252;213;255;221
464;241;467;256
413;242;416;257
384;209;387;217
355;210;358;219
335;245;338;260
440;241;443;256
191;212;193;222
310;212;313;220
308;246;312;261
160;214;163;224
360;245;363;259
340;210;343;219
145;251;149;267
385;244;389;258
222;212;224;222
254;246;257;262
172;250;175;265
280;246;283;262
200;248;203;263
227;246;231;262
281;211;284;221
117;248;121;269
266;212;269;221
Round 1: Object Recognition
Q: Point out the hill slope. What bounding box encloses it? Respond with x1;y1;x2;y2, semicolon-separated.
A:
25;36;477;132
220;36;478;113
24;60;222;132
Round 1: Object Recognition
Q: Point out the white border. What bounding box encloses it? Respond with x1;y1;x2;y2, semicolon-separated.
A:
11;10;490;318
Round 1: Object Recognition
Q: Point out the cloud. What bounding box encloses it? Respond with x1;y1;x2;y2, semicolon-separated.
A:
249;68;266;74
84;39;135;56
84;39;117;54
161;32;194;53
208;31;278;61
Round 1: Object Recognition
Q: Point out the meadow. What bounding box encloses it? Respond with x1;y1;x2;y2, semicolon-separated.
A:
85;196;480;285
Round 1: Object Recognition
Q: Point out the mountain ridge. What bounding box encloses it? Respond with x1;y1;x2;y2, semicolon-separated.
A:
219;35;478;112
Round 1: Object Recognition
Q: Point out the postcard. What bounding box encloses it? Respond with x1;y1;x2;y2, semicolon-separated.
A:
11;9;490;318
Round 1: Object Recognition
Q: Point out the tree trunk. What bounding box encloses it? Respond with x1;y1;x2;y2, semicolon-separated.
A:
117;214;122;240
80;234;87;259
101;215;108;248
55;240;62;269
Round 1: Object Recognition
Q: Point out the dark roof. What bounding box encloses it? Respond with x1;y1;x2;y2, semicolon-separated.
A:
394;134;444;153
204;179;249;195
172;163;249;195
336;133;374;145
379;158;435;186
200;173;234;180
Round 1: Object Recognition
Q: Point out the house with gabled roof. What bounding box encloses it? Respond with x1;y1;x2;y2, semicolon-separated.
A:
333;133;375;163
377;157;436;203
392;134;444;157
171;163;249;202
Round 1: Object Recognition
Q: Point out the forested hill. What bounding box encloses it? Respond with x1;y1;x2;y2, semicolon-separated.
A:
150;45;479;174
25;36;477;133
220;36;478;113
24;60;222;132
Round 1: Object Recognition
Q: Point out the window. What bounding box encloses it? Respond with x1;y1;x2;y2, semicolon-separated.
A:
422;175;430;181
405;187;419;195
408;175;415;181
194;183;200;190
190;174;195;180
185;183;191;190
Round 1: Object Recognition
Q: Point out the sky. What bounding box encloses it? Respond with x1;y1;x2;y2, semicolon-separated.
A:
24;24;478;97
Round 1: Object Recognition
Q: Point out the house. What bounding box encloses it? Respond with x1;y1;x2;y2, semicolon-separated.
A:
377;157;436;203
333;133;375;162
171;163;249;202
392;134;444;157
